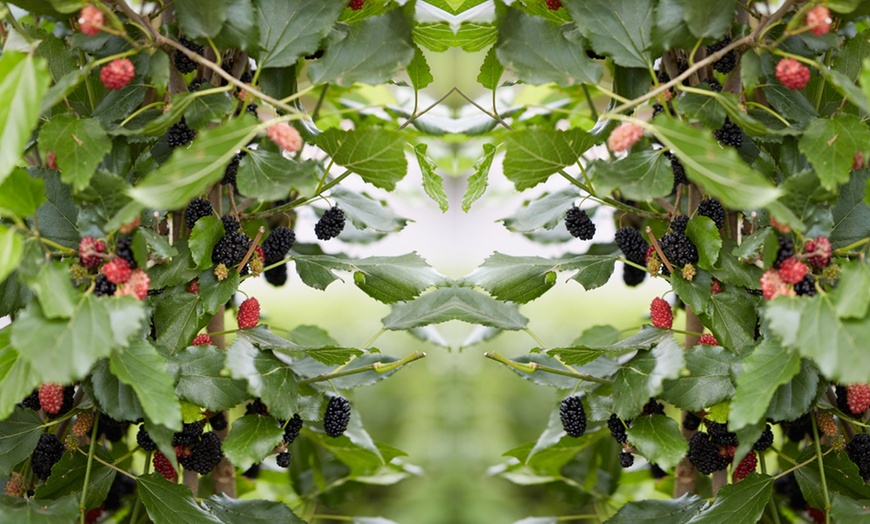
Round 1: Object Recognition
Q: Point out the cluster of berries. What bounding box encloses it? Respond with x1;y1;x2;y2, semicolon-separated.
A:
78;236;149;299
146;421;224;478
760;235;831;300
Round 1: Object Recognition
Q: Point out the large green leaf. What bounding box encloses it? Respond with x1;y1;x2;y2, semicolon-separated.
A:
0;168;45;219
0;336;40;421
0;409;43;476
154;293;206;354
829;261;870;319
503;129;594;190
236;150;318;201
414;23;497;52
169;345;250;412
330;188;409;233
212;0;259;51
0;228;24;287
462;143;496;212
189;217;224;270
110;340;182;431
799;115;870;191
87;358;145;422
221;414;285;472
463;253;559;304
256;0;345;69
661;345;738;411
651;118;781;210
728;339;800;430
137;473;219;523
19;261;77;319
37;115;111;191
0;494;79;523
407;44;433;91
11;297;112;383
501;188;580;232
128;118;258;209
548;327;673;366
225;337;299;420
351;253;445;304
795;448;870;513
611;337;684;419
34;446;115;509
689;474;772;523
315;128;407;191
0;53;51;185
699;286;757;354
308;11;414;86
564;0;657;69
202;494;305;523
831;169;870;249
414;144;448;212
682;0;737;39
591;151;673;201
626;414;688;470
477;46;503;90
764;359;821;422
175;0;229;38
608;494;706;524
495;8;601;86
381;287;528;331
686;217;722;271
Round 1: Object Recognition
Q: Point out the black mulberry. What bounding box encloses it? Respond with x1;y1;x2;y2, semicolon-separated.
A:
245;399;269;416
623;265;647;287
181;432;223;475
670;215;689;235
276;451;291;468
212;231;252;267
683;412;702;431
174;36;203;74
20;390;40;411
116;236;136;268
846;433;870;481
697;198;725;229
264;264;288;287
615;227;648;264
31;433;65;480
714;118;742;148
707;421;738;447
620;451;634;468
565;207;596;241
283;414;303;445
94;274;116;297
665;151;688;189
687;432;729;474
136;425;158;451
221;215;241;233
324;396;351;438
753;424;774;451
167;119;197;149
262;227;296;264
209;412;228;431
794;275;816;296
315;207;346;241
706;37;737;74
660;232;699;268
185;197;213;230
222;151;246;186
560;396;587;437
774;236;794;269
607;414;628;444
172;422;204;447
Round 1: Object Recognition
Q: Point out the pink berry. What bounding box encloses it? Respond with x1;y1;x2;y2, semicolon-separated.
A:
38;383;65;415
115;269;149;300
101;258;132;284
267;123;302;153
846;384;870;415
348;0;365;10
806;5;832;37
711;279;723;295
608;122;644;153
775;58;810;90
650;297;673;329
545;0;562;9
699;334;719;346
78;5;103;37
79;236;106;269
153;452;177;482
777;257;809;284
238;297;260;329
854;152;865;170
191;334;212;346
100;58;135;90
732;451;757;482
804;236;831;269
760;269;795;300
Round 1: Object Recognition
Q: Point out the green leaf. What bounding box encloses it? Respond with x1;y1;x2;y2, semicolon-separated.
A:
670;270;713;314
661;345;738;411
236;151;319;201
501;188;580;232
0;228;23;287
820;67;870;114
699;286;758;354
464;253;560;304
128;118;258;209
110;340;182;431
462;143;496;212
591;150;673;201
35;446;115;509
799;115;870;191
652;0;698;52
189;217;223;270
548;326;673;366
315;128;407;191
257;0;344;69
154;293;206;354
225;337;299;419
795;448;870;513
477;46;504;90
682;0;736;39
414;23;497;52
222;415;284;472
19;261;77;319
414;144;448;212
675;90;727;129
87;359;145;422
37;115;111;192
0;494;79;523
169;345;250;412
292;253;348;290
503;129;594;190
829;261;870;319
331;187;409;233
831;169;870;249
407;45;433;91
202;494;305;523
382;287;528;331
495;9;601;86
12;297;112;383
0;409;43;476
831;494;870;524
0;53;51;185
0;168;45;218
728;339;800;430
686;216;722;270
198;270;240;315
690;474;772;523
175;0;228;38
0;340;40;421
652;118;781;209
626;414;688;470
137;473;218;523
213;0;259;52
612;337;684;419
765;359;821;422
184;93;235;130
564;0;657;69
712;239;764;289
103;296;147;348
608;494;706;524
351;253;445;304
308;11;414;86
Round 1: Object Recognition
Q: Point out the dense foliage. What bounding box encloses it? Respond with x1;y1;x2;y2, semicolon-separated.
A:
0;0;869;523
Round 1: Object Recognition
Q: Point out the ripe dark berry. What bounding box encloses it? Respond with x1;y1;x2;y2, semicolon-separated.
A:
753;424;774;451
174;36;204;74
262;227;296;264
660;232;698;269
623;265;647;287
614;227;648;264
185;198;213;230
38;384;65;415
641;399;665;416
650;463;668;478
792;275;815;296
714;118;743;148
560;396;587;437
171;422;204;447
283;414;303;445
167;119;197;149
103;474;136;511
276;451;291;468
187;77;207;92
670;215;689;235
620;451;634;468
265;264;288;286
845;433;870;481
348;0;365;9
324;396;351;438
781;414;813;442
774;236;795;269
221;215;241;233
242;463;260;479
153;452;177;482
208;412;227;431
706;79;723;92
607;414;628;444
697;198;725;229
733;451;757;481
565;207;596;241
31;433;65;480
683;412;701;431
707;421;738;447
115;236;136;268
237;297;260;329
650;297;673;329
212;231;252;267
180;431;223;474
706;37;737;74
315;207;346;241
246;399;269;416
223;151;246;186
774;472;806;510
19;390;39;410
687;432;730;474
545;0;562;9
137;426;158;451
586;49;605;60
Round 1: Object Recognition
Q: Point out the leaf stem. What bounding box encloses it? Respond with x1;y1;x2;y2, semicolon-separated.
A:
522;328;547;349
79;413;100;523
484;351;612;385
362;328;386;349
298;351;425;385
810;415;831;523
